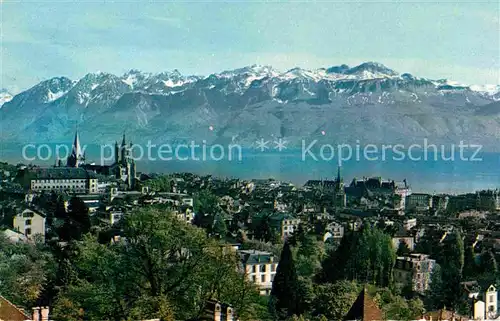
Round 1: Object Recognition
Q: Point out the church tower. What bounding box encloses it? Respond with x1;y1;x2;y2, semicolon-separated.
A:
120;133;127;163
334;165;346;208
66;129;85;167
112;133;136;190
114;141;120;164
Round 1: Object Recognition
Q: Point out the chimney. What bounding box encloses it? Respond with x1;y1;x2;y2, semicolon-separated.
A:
32;307;40;321
41;306;49;321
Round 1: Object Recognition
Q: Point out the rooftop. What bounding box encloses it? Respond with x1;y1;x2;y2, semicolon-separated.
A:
31;167;97;180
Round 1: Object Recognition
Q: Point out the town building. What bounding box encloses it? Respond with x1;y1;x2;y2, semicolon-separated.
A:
65;129;85;168
432;194;449;213
323;221;345;242
394;254;436;294
476;190;500;211
463;282;499;320
392;233;415;252
270;213;300;240
83;134;137;190
406;193;433;212
303;166;346;208
13;209;46;242
202;300;236;321
239;249;277;295
345;177;410;210
28;167;98;194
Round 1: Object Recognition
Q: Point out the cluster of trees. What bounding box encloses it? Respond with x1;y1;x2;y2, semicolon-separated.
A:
320;226;395;287
268;225;424;321
424;229;500;315
1;207;266;320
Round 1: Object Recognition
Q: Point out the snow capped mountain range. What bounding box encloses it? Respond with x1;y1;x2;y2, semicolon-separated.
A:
1;62;500;149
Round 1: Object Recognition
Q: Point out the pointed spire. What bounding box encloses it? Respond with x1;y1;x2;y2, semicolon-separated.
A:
121;132;126;146
337;165;342;182
66;128;84;167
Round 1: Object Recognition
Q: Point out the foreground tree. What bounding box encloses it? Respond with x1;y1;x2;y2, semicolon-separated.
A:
270;241;304;318
0;235;56;309
51;207;260;320
311;280;361;320
321;225;395;287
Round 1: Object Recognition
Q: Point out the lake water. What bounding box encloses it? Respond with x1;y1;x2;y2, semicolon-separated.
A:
2;143;499;194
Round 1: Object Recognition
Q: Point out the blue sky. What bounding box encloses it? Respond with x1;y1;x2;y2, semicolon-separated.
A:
2;0;499;93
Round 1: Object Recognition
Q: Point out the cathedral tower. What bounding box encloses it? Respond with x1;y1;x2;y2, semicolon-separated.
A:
66;129;85;167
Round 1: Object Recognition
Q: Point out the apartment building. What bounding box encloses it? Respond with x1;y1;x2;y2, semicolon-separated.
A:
394;253;436;294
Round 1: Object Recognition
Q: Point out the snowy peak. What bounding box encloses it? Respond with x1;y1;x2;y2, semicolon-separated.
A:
344;62;398;78
18;77;74;104
0;89;13;107
326;64;350;74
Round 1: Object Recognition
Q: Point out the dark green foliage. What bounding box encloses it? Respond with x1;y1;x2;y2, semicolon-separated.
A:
270;241;304;318
50;207;260;320
57;197;91;242
462;243;477;280
479;250;498;274
311;280;361;320
320;225;395;287
396;240;411;256
0;234;56;309
433;230;465;310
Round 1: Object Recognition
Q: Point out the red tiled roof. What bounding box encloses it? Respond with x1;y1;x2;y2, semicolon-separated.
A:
0;295;29;321
344;287;384;321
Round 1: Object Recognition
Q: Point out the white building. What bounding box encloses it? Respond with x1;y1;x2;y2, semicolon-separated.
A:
239;249;278;295
29;168;98;194
13;209;46;242
469;284;498;320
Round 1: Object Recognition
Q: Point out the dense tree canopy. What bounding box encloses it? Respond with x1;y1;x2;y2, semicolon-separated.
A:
50;207;260;320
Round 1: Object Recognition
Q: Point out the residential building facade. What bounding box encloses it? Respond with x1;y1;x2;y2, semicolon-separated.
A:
239;250;277;295
13;209;46;242
394;254;436;294
29;168;98;194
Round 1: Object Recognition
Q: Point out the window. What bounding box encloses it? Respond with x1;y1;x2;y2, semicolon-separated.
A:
261;275;266;283
252;265;256;273
271;264;276;272
25;219;32;226
260;264;266;273
490;295;495;303
271;274;275;281
25;228;32;236
252;275;256;283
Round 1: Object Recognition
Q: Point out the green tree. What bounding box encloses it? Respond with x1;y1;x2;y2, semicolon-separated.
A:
0;235;56;309
426;264;445;309
438;230;465;309
311;280;360;320
479;250;498;274
51;207;260;320
462;243;477;280
57;197;90;242
142;175;172;192
270;241;303;318
319;230;356;283
322;226;395;287
396;240;411;256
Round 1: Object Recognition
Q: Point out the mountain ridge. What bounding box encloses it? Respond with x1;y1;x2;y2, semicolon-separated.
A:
1;62;500;150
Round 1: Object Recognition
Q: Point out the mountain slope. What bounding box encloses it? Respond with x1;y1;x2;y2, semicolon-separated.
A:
1;63;499;150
